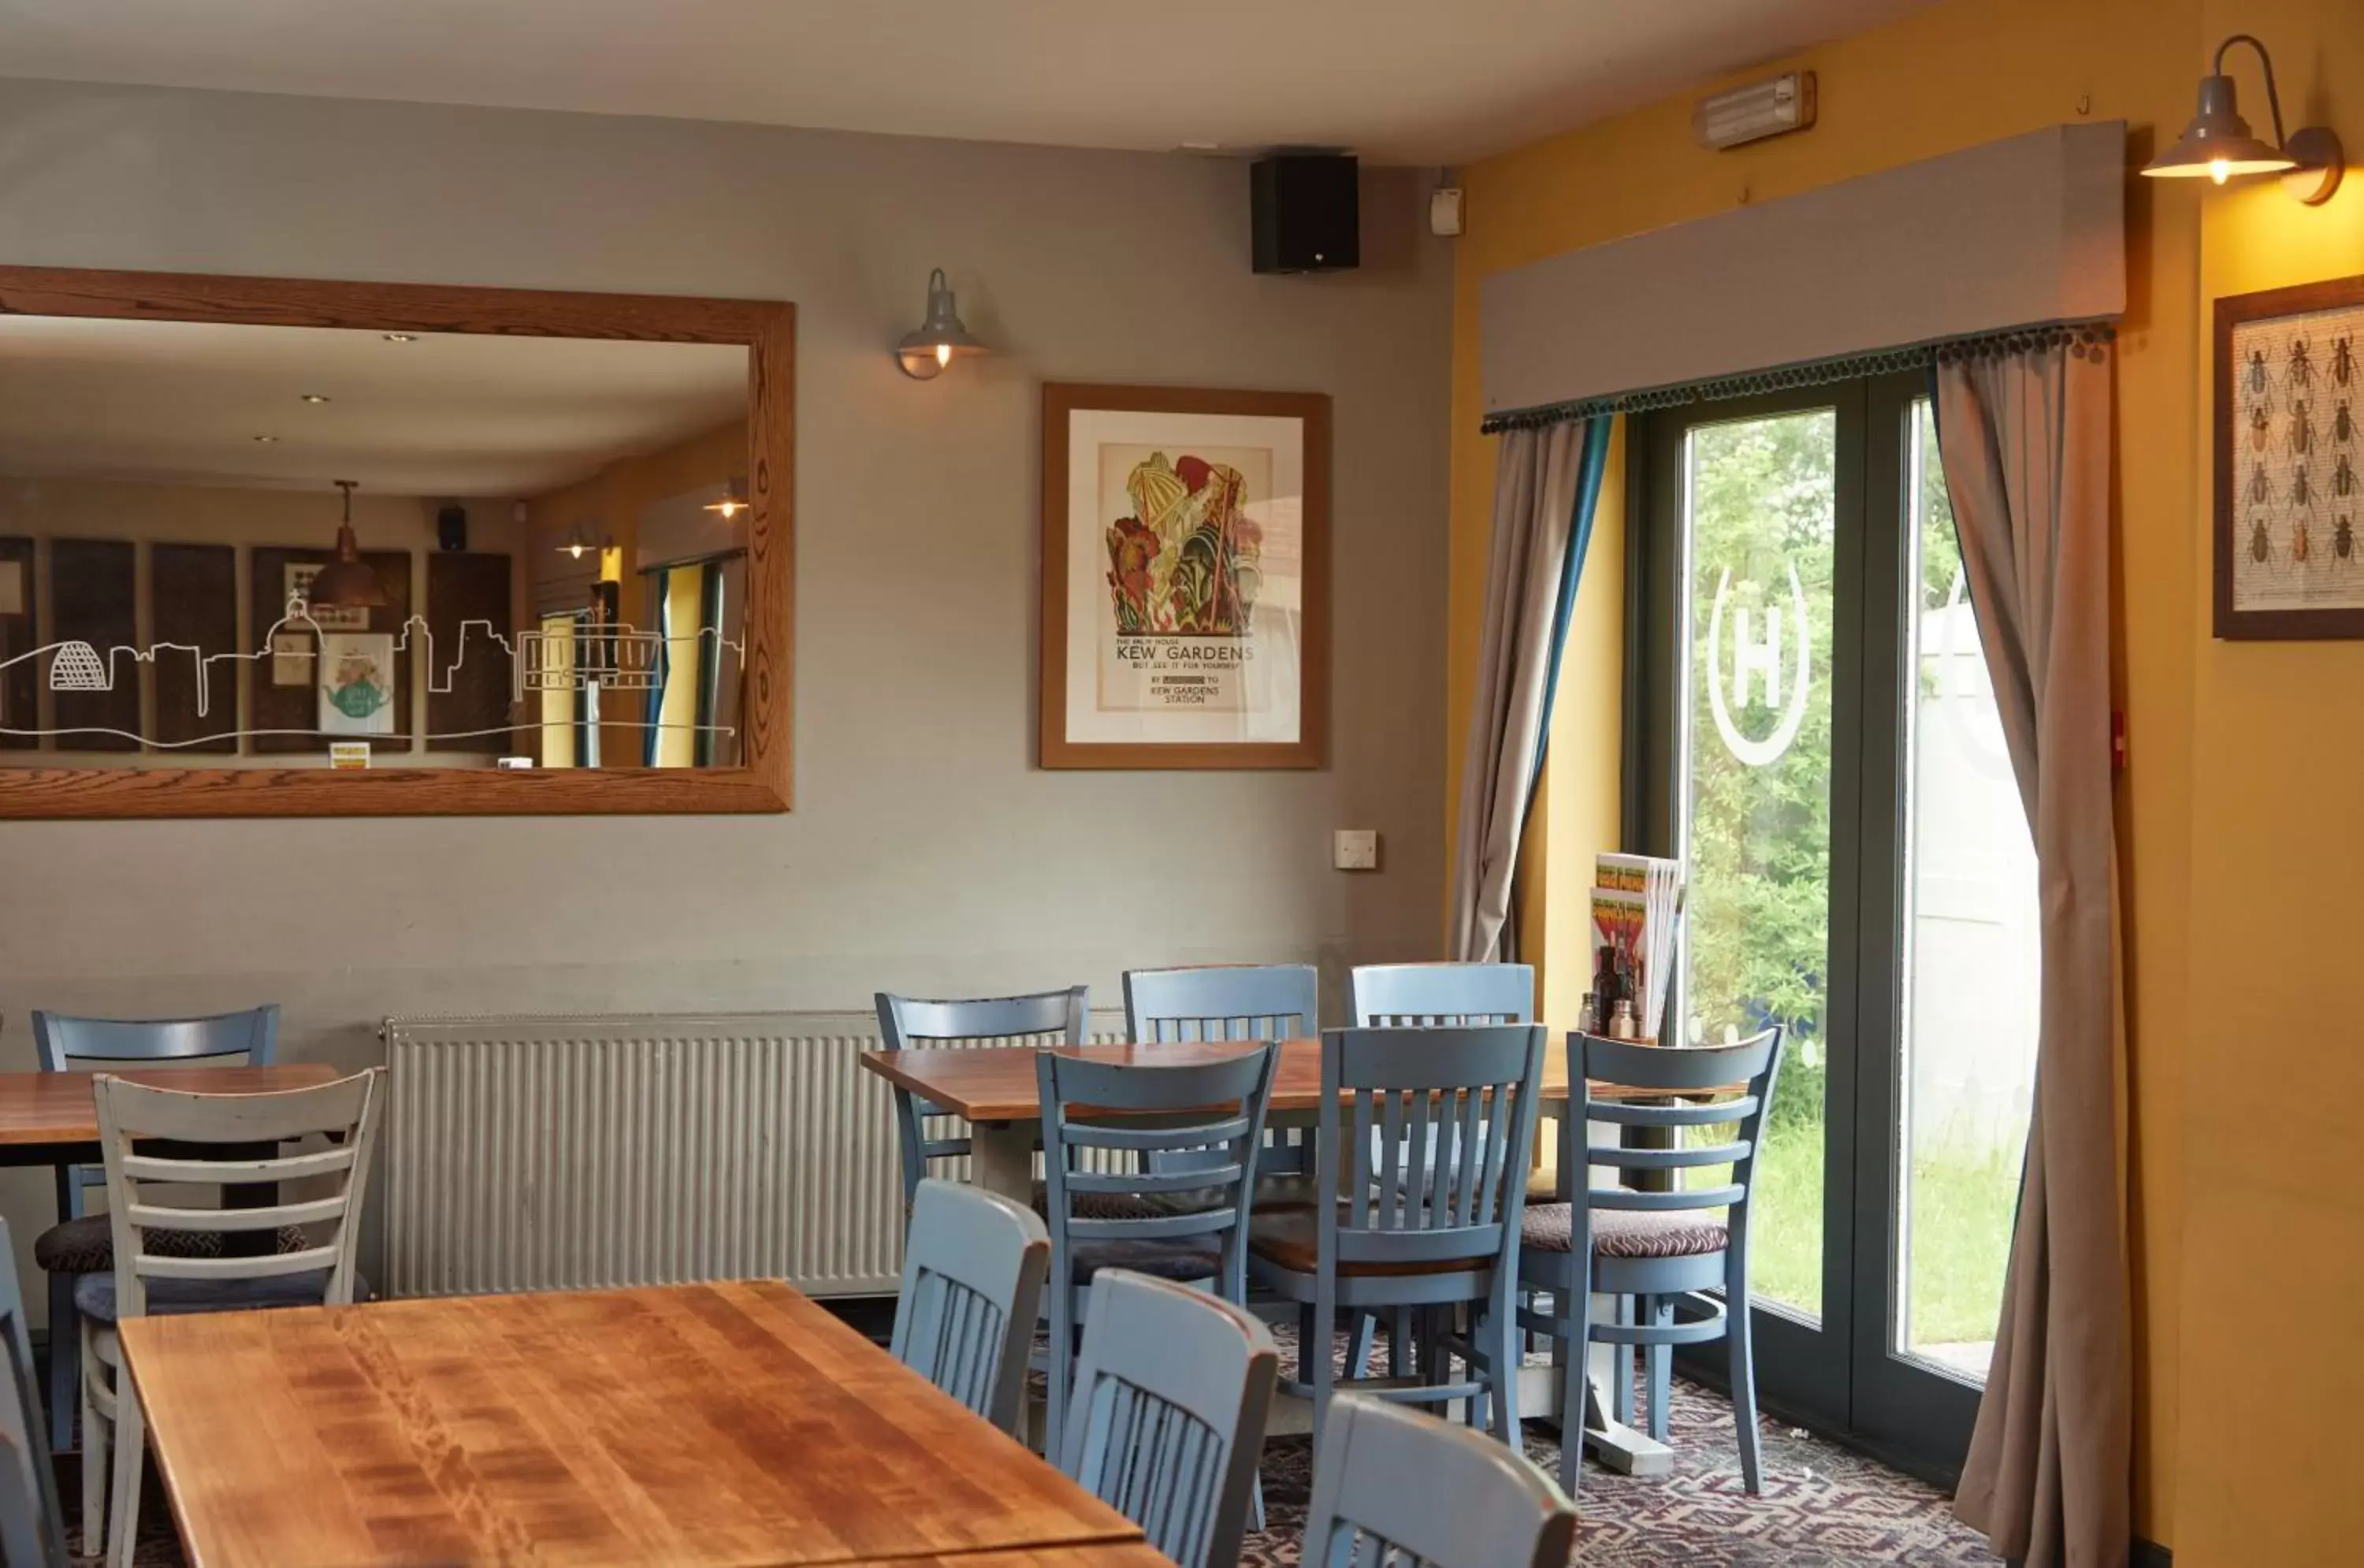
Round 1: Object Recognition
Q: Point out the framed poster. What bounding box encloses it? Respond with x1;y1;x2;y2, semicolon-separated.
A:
318;633;398;736
2214;273;2364;639
1039;383;1329;769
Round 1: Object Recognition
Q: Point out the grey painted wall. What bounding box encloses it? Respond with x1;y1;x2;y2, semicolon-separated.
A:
0;80;1450;1163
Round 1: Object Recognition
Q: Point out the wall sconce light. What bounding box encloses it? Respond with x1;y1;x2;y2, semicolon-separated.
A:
703;485;750;519
558;523;595;560
894;268;989;379
2143;33;2344;204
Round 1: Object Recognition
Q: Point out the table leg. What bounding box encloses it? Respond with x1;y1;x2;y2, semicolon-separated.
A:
968;1122;1036;1207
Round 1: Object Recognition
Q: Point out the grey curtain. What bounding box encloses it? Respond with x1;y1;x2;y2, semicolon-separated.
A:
1448;418;1600;961
1934;332;2128;1568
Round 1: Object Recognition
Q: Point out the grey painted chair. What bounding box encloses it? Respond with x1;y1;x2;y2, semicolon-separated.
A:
1347;963;1535;1027
1303;1393;1575;1568
875;988;1088;1214
0;1218;71;1568
1035;1042;1277;1460
1515;1028;1783;1496
1343;964;1536;1375
1124;964;1318;1182
29;1005;281;1454
82;1068;385;1568
891;1178;1050;1440
1057;1269;1279;1568
1247;1024;1548;1449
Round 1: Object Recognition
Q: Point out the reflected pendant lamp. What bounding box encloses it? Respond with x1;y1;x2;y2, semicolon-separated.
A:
308;480;389;610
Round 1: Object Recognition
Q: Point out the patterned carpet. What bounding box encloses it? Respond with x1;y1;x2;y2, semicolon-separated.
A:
1241;1374;2002;1567
60;1333;2002;1567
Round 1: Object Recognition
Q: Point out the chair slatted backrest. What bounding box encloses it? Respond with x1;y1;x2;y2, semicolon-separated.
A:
1059;1269;1280;1568
32;1006;281;1216
1347;963;1535;1027
1321;1025;1548;1270
877;989;1089;1208
0;1219;69;1568
1303;1393;1575;1568
1124;966;1314;1176
891;1178;1051;1438
92;1069;385;1317
1035;1045;1278;1302
1123;964;1316;1044
1567;1030;1785;1224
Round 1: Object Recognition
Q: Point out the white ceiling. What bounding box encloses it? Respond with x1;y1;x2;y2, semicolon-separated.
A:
0;316;747;496
0;0;1921;165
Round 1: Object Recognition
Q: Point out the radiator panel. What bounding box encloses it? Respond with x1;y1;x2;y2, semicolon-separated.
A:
383;1009;1129;1300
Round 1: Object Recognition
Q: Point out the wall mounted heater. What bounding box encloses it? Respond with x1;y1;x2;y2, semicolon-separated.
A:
1694;71;1817;150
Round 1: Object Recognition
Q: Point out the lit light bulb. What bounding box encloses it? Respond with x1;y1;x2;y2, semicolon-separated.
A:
935;341;953;368
569;542;585;559
2210;158;2230;184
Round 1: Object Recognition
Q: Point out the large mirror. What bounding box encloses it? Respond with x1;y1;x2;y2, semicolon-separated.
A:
0;269;792;817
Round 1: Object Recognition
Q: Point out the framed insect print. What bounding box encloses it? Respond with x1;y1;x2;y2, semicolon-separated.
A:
2215;273;2364;639
1039;383;1329;768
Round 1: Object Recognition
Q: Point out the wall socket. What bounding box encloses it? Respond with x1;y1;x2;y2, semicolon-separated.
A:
1333;829;1380;871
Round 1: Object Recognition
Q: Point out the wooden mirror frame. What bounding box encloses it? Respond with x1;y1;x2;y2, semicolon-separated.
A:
0;266;792;818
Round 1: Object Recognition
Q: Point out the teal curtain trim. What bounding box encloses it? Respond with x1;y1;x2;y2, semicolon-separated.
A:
1530;414;1612;794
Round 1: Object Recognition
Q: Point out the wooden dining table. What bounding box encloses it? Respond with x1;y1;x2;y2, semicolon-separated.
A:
858;1036;1689;1478
121;1279;1148;1568
0;1063;339;1163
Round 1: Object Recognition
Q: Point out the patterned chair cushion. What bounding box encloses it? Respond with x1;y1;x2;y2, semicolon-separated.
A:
1521;1203;1730;1259
33;1213;312;1275
1247;1207;1494;1279
1028;1180;1182;1223
73;1266;362;1324
1065;1237;1221;1284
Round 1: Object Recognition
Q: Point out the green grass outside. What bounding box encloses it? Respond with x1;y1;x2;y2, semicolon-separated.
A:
1691;1108;2021;1351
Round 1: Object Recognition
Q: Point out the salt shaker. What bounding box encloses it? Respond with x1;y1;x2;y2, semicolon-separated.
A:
1608;999;1638;1039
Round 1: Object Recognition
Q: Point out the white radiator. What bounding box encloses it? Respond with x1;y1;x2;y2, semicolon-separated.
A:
382;1009;1127;1300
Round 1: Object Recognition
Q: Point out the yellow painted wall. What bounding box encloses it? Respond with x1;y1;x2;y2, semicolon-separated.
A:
1441;0;2299;1546
2172;5;2364;1562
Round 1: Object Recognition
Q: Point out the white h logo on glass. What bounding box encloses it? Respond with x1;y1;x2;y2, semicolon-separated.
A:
1706;564;1813;768
1730;603;1782;711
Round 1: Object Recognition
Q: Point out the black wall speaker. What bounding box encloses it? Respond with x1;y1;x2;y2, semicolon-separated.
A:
1251;154;1359;274
437;505;467;552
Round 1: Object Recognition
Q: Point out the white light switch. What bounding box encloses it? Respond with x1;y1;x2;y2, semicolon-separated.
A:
1333;830;1380;871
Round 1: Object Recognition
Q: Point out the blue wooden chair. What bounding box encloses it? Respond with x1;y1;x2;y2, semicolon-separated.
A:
1035;1042;1277;1460
0;1218;71;1568
28;1005;281;1454
1347;963;1535;1027
1057;1269;1279;1568
875;988;1087;1214
1247;1024;1548;1449
891;1178;1050;1440
1516;1028;1783;1496
1303;1393;1575;1568
1344;964;1537;1375
1124;964;1318;1183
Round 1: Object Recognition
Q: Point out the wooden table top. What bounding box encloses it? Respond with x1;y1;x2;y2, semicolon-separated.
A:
845;1548;1171;1568
121;1280;1144;1568
0;1063;339;1146
858;1036;1689;1123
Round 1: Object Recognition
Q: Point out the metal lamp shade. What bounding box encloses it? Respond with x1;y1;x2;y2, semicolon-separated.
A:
2143;72;2295;180
310;523;388;610
895;268;988;379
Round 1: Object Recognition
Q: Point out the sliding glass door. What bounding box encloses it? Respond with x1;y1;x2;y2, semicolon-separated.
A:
1631;373;2035;1477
